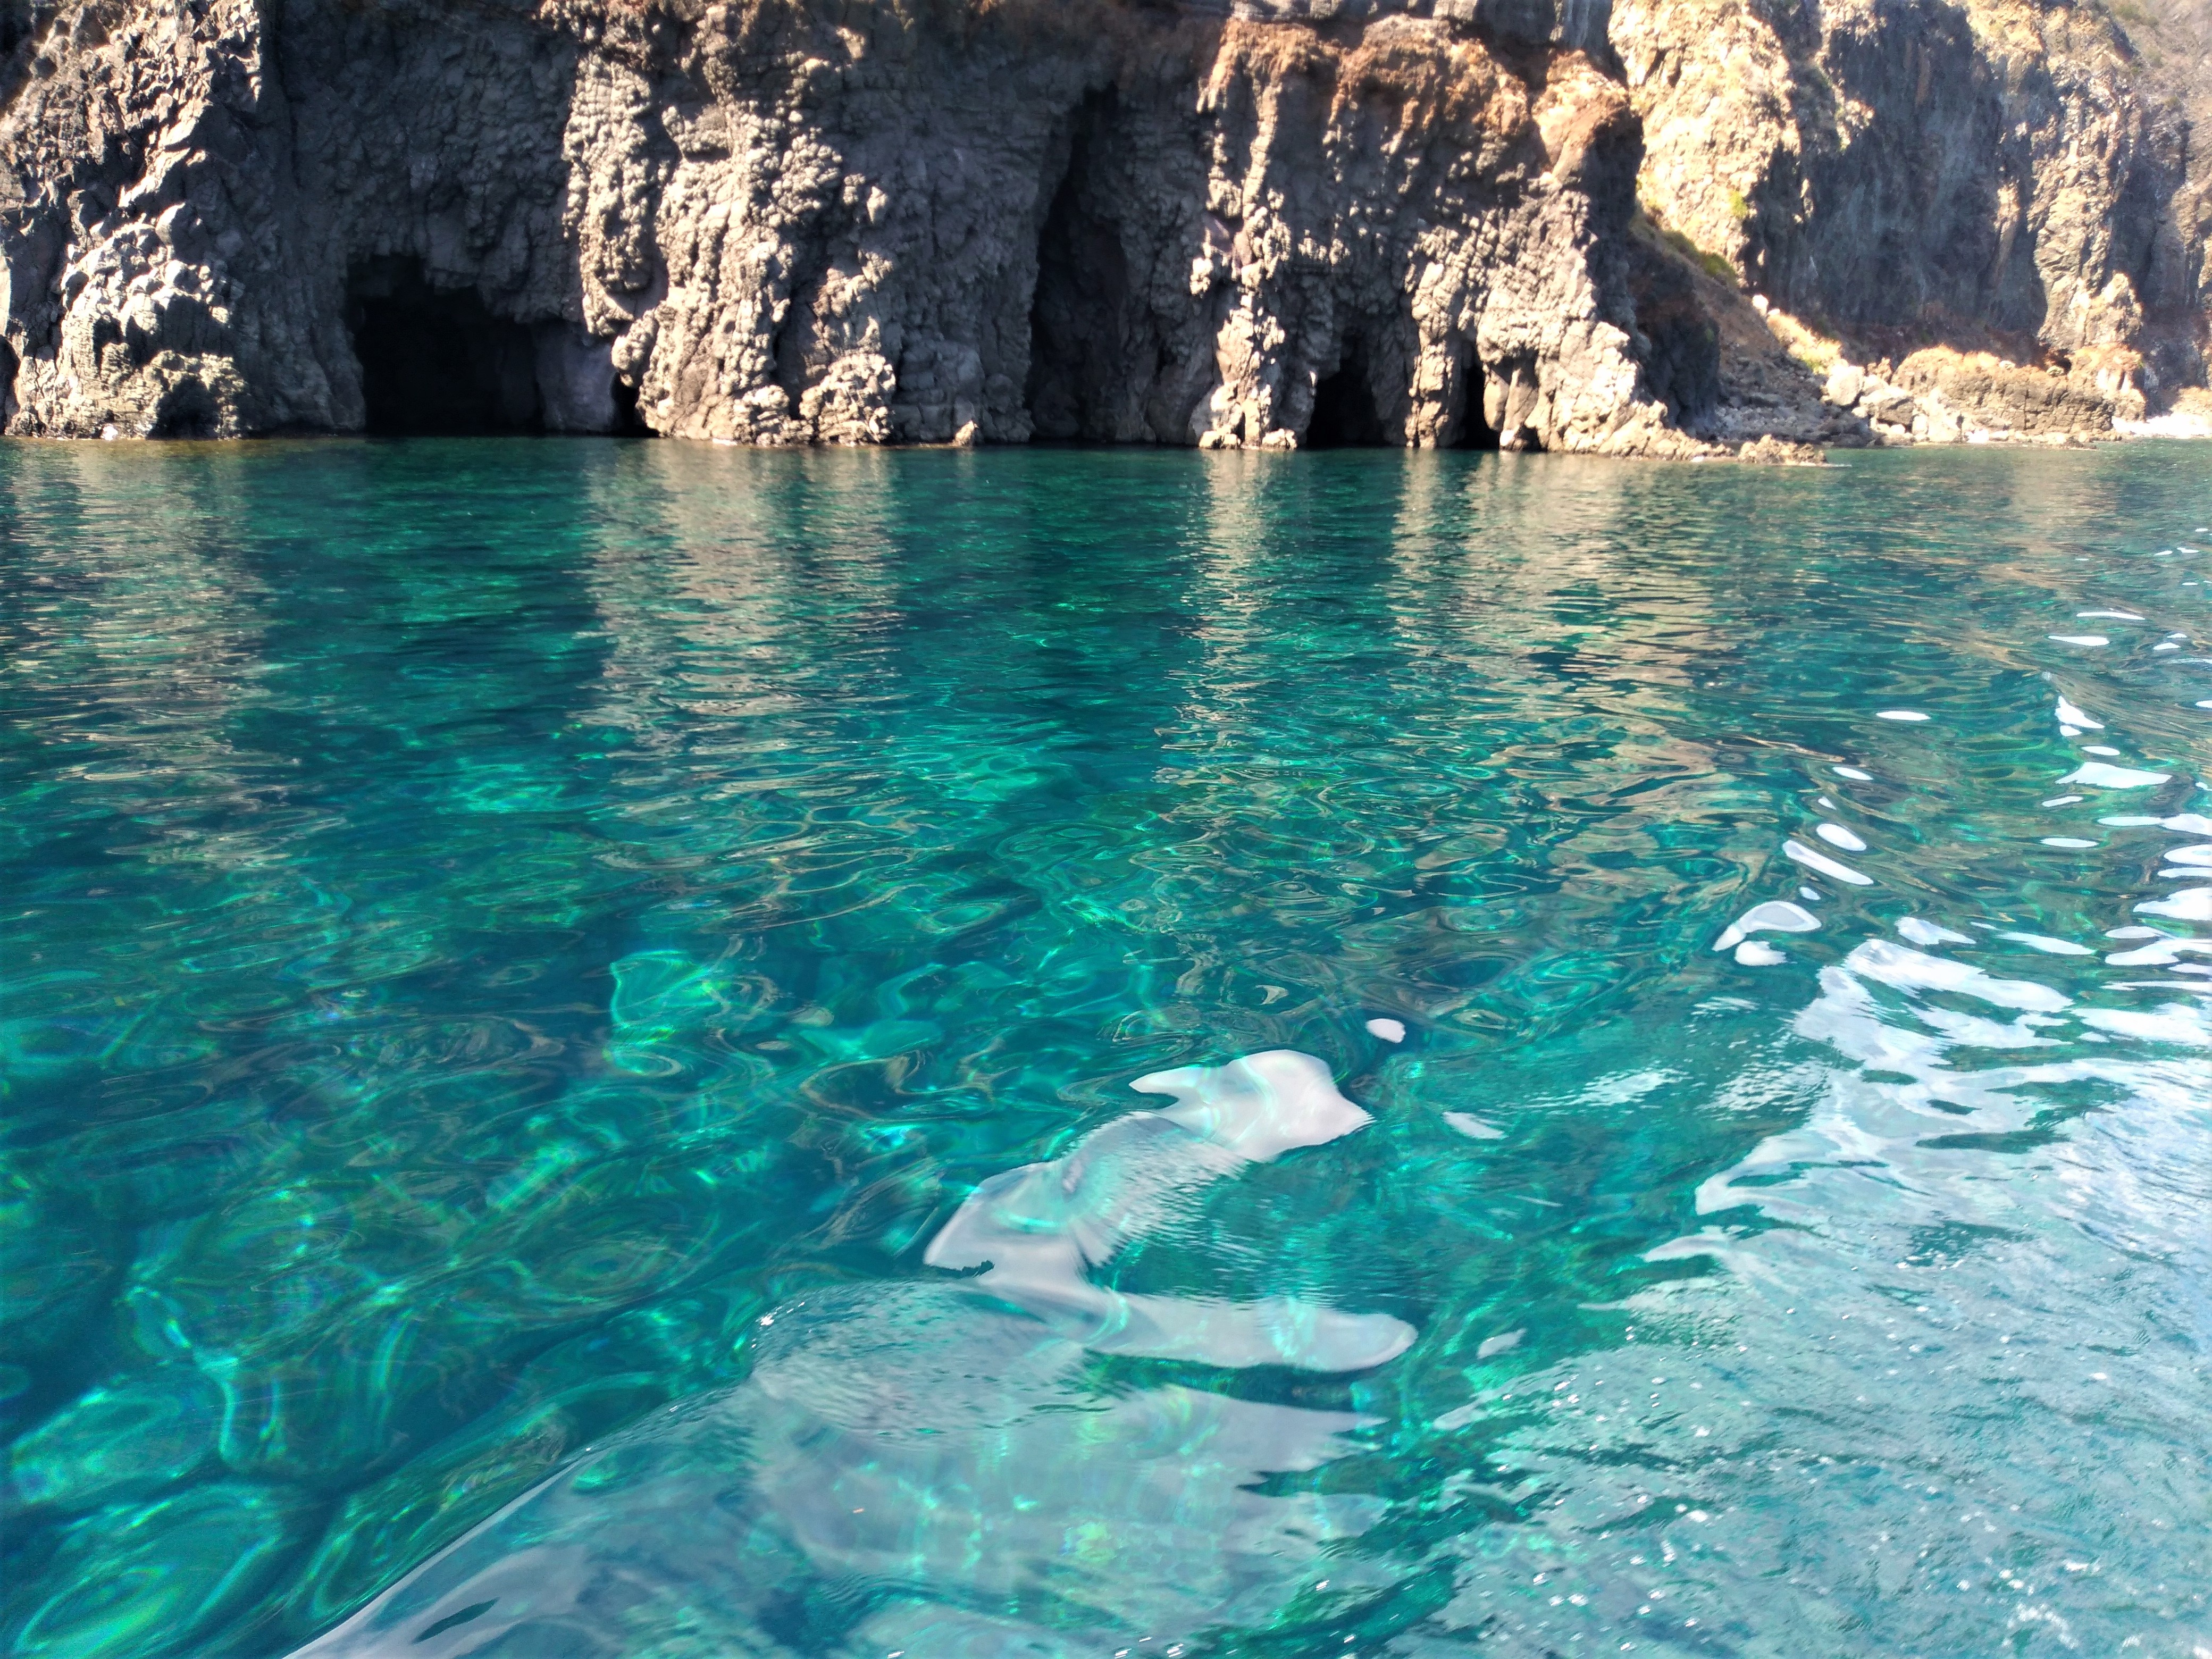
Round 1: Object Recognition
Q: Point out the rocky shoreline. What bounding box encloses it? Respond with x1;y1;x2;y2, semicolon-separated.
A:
2;0;2206;454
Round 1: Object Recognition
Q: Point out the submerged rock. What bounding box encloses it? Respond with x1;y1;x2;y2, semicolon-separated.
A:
10;1481;316;1659
3;1367;221;1515
288;1049;1412;1656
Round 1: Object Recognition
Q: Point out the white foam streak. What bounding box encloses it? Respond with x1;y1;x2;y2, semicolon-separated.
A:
2077;1006;2210;1046
1848;939;2071;1012
2138;887;2212;921
1997;932;2093;956
2105;939;2212;967
1785;839;1874;885
1713;899;1821;952
2062;762;2172;789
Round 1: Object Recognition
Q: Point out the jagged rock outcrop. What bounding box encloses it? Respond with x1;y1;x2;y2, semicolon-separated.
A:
0;0;2205;450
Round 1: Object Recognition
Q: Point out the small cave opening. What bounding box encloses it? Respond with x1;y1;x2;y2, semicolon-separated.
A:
1027;90;1132;442
610;375;650;437
1305;342;1389;448
1452;362;1499;450
147;378;219;440
347;259;543;435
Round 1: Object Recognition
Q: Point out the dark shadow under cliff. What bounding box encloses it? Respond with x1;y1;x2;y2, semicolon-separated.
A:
347;260;544;436
1305;341;1390;449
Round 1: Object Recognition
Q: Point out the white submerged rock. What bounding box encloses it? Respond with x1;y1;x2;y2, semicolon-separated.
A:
289;1048;1414;1659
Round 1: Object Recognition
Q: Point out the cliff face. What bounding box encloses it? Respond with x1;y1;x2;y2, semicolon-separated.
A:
0;0;2205;450
0;0;1702;451
1616;0;2207;424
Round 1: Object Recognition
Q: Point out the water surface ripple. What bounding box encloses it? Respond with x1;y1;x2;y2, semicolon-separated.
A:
1;440;2207;1657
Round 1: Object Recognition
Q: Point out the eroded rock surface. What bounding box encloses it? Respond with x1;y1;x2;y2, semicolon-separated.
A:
1615;0;2209;432
0;0;2205;450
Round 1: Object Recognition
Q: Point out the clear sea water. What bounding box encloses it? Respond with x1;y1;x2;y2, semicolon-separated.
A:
1;438;2207;1659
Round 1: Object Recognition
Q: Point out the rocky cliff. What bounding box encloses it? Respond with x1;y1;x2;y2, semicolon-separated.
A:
1;0;2206;451
1616;0;2212;443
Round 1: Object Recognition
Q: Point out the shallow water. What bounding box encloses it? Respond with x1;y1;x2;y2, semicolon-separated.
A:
1;438;2207;1658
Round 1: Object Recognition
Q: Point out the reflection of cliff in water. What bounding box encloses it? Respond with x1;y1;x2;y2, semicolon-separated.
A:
294;1052;1412;1657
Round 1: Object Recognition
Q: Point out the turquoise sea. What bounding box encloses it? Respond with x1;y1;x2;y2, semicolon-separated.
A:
1;439;2207;1658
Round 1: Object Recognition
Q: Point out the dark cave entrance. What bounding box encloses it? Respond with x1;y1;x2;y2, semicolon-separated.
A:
1307;340;1496;450
1305;333;1502;451
1027;90;1131;442
148;378;220;440
347;259;544;435
1305;340;1388;448
610;376;648;436
1453;360;1498;450
1626;236;1721;432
